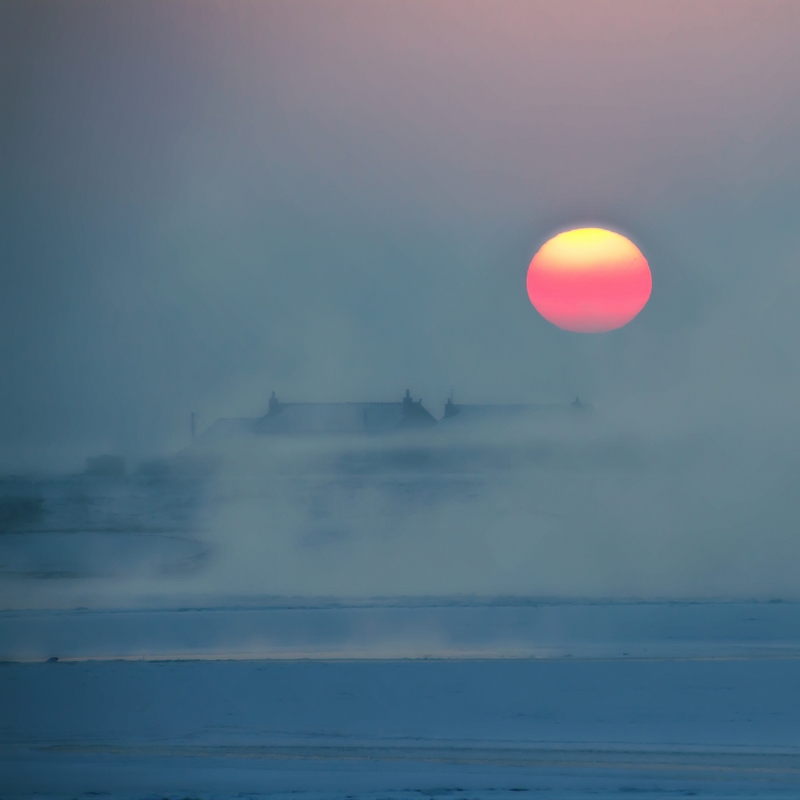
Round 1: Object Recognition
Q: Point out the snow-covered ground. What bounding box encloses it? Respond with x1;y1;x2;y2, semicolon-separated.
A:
4;646;800;798
3;601;800;798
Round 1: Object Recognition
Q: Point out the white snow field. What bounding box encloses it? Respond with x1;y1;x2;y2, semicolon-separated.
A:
3;601;800;799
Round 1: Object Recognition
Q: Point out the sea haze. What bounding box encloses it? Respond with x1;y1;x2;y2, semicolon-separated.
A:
3;409;800;609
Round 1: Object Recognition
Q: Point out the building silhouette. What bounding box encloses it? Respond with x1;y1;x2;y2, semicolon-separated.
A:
440;397;589;423
200;390;436;440
198;390;588;441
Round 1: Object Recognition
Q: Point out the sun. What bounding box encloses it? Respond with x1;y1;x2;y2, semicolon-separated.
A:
526;228;652;333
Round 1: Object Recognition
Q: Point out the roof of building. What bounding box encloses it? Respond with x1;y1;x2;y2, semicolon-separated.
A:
197;393;587;440
439;397;590;423
252;391;436;435
255;402;403;435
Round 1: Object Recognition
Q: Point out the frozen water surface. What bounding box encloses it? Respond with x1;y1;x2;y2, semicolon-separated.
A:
3;603;800;798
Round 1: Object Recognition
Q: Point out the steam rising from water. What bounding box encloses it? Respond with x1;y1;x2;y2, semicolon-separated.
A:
4;408;800;609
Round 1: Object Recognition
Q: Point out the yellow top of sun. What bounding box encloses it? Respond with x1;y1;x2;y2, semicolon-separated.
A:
534;227;645;272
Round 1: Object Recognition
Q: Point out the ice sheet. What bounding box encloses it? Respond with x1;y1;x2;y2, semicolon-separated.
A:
3;655;800;798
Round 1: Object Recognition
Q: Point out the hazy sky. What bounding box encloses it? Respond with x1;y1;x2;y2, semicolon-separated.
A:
3;0;800;467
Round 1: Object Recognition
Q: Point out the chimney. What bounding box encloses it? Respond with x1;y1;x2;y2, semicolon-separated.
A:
443;398;459;418
268;391;282;415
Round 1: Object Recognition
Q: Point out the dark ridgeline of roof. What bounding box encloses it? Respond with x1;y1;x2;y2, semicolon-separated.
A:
256;401;403;435
197;392;586;440
254;390;436;435
440;396;591;423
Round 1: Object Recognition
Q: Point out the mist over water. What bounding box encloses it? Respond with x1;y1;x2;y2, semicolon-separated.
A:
3;403;800;610
3;1;800;610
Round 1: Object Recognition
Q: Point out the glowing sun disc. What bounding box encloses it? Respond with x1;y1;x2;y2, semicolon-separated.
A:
526;228;652;332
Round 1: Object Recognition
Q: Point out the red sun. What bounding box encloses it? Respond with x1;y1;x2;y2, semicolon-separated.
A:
526;228;652;333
